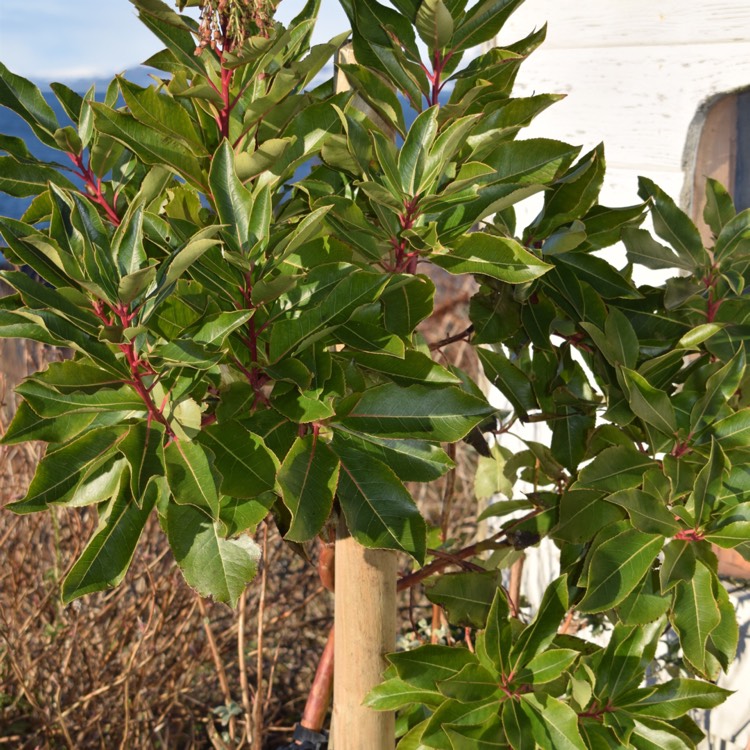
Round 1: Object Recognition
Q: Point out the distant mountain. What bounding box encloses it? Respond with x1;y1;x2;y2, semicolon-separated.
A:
38;66;160;92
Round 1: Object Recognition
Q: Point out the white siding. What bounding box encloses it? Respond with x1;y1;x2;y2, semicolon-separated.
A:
497;3;750;212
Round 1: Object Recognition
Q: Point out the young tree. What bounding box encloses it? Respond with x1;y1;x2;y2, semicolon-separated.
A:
1;0;748;747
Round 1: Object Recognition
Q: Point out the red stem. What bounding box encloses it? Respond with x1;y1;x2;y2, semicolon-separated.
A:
68;153;121;226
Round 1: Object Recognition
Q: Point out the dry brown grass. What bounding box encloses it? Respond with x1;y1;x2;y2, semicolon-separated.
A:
0;276;479;749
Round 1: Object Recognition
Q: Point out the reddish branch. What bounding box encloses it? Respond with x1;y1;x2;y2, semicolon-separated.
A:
92;300;174;438
67;153;121;226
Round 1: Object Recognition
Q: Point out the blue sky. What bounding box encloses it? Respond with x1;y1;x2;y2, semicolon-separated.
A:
0;0;350;82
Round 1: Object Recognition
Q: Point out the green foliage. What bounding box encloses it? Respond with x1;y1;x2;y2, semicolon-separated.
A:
1;0;748;745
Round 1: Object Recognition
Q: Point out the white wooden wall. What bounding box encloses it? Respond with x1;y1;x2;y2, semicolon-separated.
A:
497;1;750;215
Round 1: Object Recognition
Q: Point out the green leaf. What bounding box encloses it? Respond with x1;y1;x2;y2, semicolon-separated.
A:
595;620;664;701
690;347;745;430
349;349;460;386
118;422;165;504
209;140;255;251
477;347;536;417
278;434;340;542
481;587;512;675
619;367;677;435
0;401;95;445
335;441;426;560
269;268;388;361
712;407;750;449
438;662;500;703
605;489;680;536
166;501;260;607
425;572;498;628
528;144;605;239
551;409;595;473
622;227;695;272
714;208;750;262
0;62;59;148
703;177;735;239
388;645;477;691
381;274;434;335
625;678;731;719
16;380;144;418
364;677;443;711
576;445;658;493
502;697;535;750
92;103;206;187
432;233;553;284
338;383;494;441
638;177;705;268
553;489;625;544
416;0;454;49
452;0;524;50
447;715;509;749
519;693;587;750
0;156;76;197
61;476;156;602
421;699;498;749
616;570;670;625
398;107;438;194
165;440;220;518
686;438;725;524
199;422;278;499
707;580;740;671
670;561;721;677
518;648;579;685
510;575;568;669
9;427;126;513
578;529;663;613
333;429;454;482
659;540;696;593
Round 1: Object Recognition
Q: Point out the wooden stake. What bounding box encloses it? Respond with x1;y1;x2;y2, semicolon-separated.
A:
332;517;396;750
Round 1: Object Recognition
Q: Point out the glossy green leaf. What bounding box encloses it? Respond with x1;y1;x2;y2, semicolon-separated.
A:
416;0;454;49
118;422;165;504
605;489;680;536
61;476;157;602
638;177;705;268
364;677;443;711
620;367;677;435
338;383;493;441
165;440;220;518
519;693;587;750
425;572;499;628
388;645;478;691
578;529;663;613
519;648;578;685
477;347;536;416
432;233;552;284
8;427;126;513
670;561;721;677
399;107;438;194
625;678;731;719
0;62;59;148
335;442;426;560
703;177;735;239
278;434;339;542
437;662;499;703
166;501;260;607
199;422;278;499
576;445;658;493
659;540;696;593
